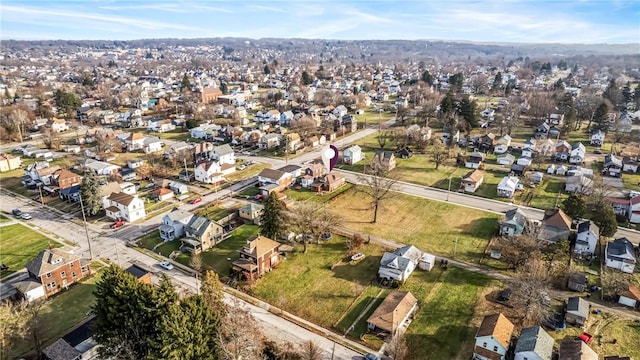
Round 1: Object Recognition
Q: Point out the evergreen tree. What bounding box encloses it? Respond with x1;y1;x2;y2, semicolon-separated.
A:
562;194;586;220
439;91;455;116
159;296;222;360
82;73;94;88
260;194;285;240
592;202;618;237
220;82;228;95
458;97;479;128
448;73;463;92
181;74;191;92
492;72;503;91
622;82;632;104
421;70;433;86
592;102;609;132
263;65;271;75
301;71;313;85
603;79;622;108
80;171;102;215
557;59;568;70
54;89;81;113
201;270;227;318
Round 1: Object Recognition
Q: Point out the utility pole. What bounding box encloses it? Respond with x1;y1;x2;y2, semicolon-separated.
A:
447;173;453;202
113;237;121;266
37;184;45;207
78;194;94;260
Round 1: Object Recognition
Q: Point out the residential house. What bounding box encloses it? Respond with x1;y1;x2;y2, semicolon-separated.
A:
0;153;21;172
537;209;572;243
277;164;303;179
569;143;586;164
260;133;281;149
555;140;571;162
466;152;486;169
366;291;418;336
548;126;561;139
41;317;99;360
548;113;564;126
305;163;325;179
378;245;423;282
232;236;282;282
603;155;623;177
575;221;599;255
193;142;216;163
343;145;364;165
497;176;519;198
605;237;636;273
195;160;234;184
258;168;294;190
211;144;236;165
590;130;605;147
529;171;544;184
143;136;163;154
163;141;193;159
152;187;174;201
126;264;152;284
159;209;194;241
631;196;640;223
622;156;638;173
539;139;555;157
125;132;146;151
148;119;175;133
371;151;397;172
565;297;589;326
50;118;69;132
523;138;537;157
17;248;90;301
617;285;640;309
201;87;223;103
285;133;301;152
535;123;550;139
568;273;588;292
127;159;144;169
559;340;598;360
51;169;82;190
306;135;320;148
169;181;188;195
473;313;514;360
24;162;60;185
611;112;633;133
480;133;496;150
565;175;593;194
494;135;512;154
104;192;146;222
511;164;527;176
514;326;554;360
182;215;224;253
396;147;413;159
499;208;529;236
442;129;460;145
555;164;568;176
239;203;264;225
497;153;515;166
461;169;484;193
84;159;120;176
280;110;294;125
517;156;532;167
310;172;346;193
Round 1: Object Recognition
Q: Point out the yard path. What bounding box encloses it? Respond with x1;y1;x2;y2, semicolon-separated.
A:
343;288;386;336
334;226;640;322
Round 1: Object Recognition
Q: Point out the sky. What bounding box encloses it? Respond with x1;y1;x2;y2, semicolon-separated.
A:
1;0;639;44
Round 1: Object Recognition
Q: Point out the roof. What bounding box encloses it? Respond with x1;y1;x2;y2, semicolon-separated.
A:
42;338;82;360
394;245;423;262
152;188;173;196
125;264;151;280
514;326;554;360
502;207;528;227
380;252;413;272
366;291;417;333
25;248;80;277
606;237;636;260
559;340;598;360
186;215;215;238
13;279;44;293
213;144;234;156
462;169;484;183
107;192;137;206
244;236;281;258
619;285;640;301
577;221;598;237
277;164;302;173
166;209;193;223
258;168;287;180
475;313;514;348
542;209;572;231
567;297;589;317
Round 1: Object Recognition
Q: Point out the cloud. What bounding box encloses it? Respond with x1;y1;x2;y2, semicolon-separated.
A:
245;4;286;13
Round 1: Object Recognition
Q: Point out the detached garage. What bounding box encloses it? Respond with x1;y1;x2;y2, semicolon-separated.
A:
618;285;640;309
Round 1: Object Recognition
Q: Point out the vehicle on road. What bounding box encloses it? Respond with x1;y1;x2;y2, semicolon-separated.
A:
253;194;264;201
364;354;379;360
12;209;22;217
190;198;203;205
20;213;32;220
159;261;174;270
110;219;125;229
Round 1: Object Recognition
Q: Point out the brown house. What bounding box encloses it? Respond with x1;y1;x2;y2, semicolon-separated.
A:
52;169;82;190
311;172;346;193
371;151;396;171
23;248;90;299
201;87;223;103
473;313;514;360
537;208;572;243
366;290;418;336
305;163;325;179
232;236;281;282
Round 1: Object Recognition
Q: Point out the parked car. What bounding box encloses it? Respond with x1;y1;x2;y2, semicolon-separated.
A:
20;213;32;220
578;332;594;344
253;194;265;201
190;198;203;205
351;253;365;262
12;209;22;217
543;313;566;331
497;288;512;302
110;219;125;229
364;354;379;360
159;261;174;271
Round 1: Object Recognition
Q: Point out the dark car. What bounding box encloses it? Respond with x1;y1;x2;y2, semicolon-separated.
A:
364;354;379;360
543;313;566;331
12;209;22;217
497;288;512;302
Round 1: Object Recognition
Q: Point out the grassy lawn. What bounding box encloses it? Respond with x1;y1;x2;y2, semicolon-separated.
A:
622;172;640;191
197;203;240;221
327;187;499;264
152;129;192;142
572;257;602;300
514;177;567;210
403;267;495;360
0;223;60;278
12;272;100;358
251;238;387;329
283;183;353;203
0;214;11;223
549;311;640;360
235;186;260;198
143;199;170;213
353;110;396;127
226;163;271;182
137;231;163;251
197;224;260;276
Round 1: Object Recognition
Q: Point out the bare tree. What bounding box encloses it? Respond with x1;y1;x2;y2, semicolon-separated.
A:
471;74;489;95
376;129;391;150
298;340;324;360
286;202;341;253
494;234;541;271
41;127;62;150
386;332;409;360
347;233;366;255
527;92;555;125
358;167;398;223
25;299;47;358
429;138;449;170
219;298;265;360
601;269;636;300
290;116;316;139
575;92;602;130
2;107;31;142
510;260;552;326
0;300;29;360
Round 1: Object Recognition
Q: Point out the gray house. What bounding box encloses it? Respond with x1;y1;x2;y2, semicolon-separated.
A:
565;297;589;326
378;245;422;282
499;208;529;236
514;326;554;360
159;209;194;241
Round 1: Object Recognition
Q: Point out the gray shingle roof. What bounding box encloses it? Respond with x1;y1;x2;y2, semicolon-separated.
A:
514;326;554;360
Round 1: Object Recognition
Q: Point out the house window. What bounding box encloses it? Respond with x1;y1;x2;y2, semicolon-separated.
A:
493;346;498;352
72;272;77;278
60;271;66;278
483;342;487;348
70;262;74;268
48;281;56;288
81;266;88;272
46;272;52;278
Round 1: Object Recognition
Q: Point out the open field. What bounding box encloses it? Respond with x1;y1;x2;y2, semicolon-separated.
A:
12;272;101;359
0;223;61;278
327;186;499;264
198;224;260;276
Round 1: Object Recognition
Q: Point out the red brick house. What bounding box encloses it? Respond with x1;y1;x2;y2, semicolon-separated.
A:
201;87;223;103
52;169;82;190
311;172;346;193
19;248;91;300
232;236;281;283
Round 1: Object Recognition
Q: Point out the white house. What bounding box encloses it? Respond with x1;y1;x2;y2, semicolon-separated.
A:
605;237;637;274
211;144;235;165
590;130;605;147
50;118;69;132
259;133;281;149
125;132;146;151
497;176;519;198
618;285;640;309
569;143;586;164
159;209;194;241
622;156;638;173
630;196;640;223
378;245;422;282
84;159;120;176
517;157;532;166
143;137;164;154
497;153;515;166
514;326;554;360
343;145;364;165
575;221;599;256
473;314;514;360
461;169;484;193
195;161;226;184
148;119;175;133
565;175;593;194
104;192;146;222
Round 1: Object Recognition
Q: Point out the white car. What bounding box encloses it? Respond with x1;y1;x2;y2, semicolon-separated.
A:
20;213;32;220
159;261;174;271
